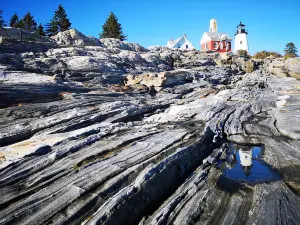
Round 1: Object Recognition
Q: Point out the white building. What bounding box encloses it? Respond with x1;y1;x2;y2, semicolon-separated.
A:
167;34;194;50
234;22;249;53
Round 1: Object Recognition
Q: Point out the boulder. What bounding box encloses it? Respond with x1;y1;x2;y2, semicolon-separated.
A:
285;58;300;79
125;70;192;87
100;38;149;52
52;29;101;46
233;57;255;73
175;51;216;68
219;52;233;61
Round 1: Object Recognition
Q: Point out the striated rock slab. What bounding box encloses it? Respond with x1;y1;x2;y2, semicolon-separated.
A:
1;37;300;225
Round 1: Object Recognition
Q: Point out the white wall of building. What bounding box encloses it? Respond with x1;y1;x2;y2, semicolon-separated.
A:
200;33;210;45
234;33;249;53
175;39;194;50
167;36;194;50
167;42;174;48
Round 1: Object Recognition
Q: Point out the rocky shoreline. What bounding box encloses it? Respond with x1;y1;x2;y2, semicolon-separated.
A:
0;29;300;225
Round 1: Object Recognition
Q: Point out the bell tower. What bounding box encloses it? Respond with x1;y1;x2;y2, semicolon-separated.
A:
209;19;218;32
234;22;249;53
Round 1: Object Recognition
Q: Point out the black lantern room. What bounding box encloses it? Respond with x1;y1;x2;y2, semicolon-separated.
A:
235;22;248;35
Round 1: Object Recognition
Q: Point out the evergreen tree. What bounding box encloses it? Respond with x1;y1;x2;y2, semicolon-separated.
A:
54;4;71;31
22;12;37;32
45;4;71;36
15;19;25;29
100;12;127;41
0;9;5;28
284;42;298;57
45;19;58;36
36;23;45;36
10;13;19;27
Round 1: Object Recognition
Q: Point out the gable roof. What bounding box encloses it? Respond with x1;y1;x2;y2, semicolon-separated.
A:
200;32;232;44
167;35;194;49
167;36;183;47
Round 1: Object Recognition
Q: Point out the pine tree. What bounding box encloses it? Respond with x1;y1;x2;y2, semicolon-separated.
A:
100;12;127;41
284;42;298;57
46;4;71;36
0;9;5;28
54;4;71;31
9;13;19;27
45;19;58;36
36;23;45;36
22;12;37;32
15;19;25;29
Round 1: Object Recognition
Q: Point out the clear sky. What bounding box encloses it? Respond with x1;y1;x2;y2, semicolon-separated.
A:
1;0;300;54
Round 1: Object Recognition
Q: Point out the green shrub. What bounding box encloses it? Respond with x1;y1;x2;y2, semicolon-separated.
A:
269;52;283;58
237;49;249;58
253;51;282;59
284;53;297;59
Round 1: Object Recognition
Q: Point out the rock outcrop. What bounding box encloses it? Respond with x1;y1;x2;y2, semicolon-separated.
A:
285;57;300;79
101;38;149;52
0;28;300;225
267;57;300;79
52;28;102;46
268;58;289;77
0;27;54;44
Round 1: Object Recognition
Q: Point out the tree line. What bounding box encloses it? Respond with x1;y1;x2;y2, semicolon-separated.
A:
0;5;71;36
0;7;127;41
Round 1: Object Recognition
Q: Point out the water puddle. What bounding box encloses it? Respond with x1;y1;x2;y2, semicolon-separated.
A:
217;143;281;184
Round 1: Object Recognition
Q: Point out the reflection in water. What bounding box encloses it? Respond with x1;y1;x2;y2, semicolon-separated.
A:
218;144;281;184
239;149;252;176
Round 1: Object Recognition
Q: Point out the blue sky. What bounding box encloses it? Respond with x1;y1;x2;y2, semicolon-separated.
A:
1;0;300;54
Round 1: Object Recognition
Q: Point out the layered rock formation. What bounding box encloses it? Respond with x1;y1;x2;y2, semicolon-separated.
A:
267;56;300;79
0;29;300;225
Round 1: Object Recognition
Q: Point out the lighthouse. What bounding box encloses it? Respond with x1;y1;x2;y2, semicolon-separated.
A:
238;149;252;176
234;22;249;53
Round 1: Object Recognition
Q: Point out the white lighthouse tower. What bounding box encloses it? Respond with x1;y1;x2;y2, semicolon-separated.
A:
234;22;249;53
238;149;252;176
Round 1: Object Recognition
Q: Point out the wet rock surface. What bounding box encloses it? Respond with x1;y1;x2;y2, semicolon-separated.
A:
0;31;300;225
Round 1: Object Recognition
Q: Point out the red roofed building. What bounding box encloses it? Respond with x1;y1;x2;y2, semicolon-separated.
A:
200;19;232;52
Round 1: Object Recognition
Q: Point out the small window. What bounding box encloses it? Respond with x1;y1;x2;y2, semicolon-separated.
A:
186;45;188;49
220;42;223;49
240;41;242;44
214;42;218;49
205;44;208;50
